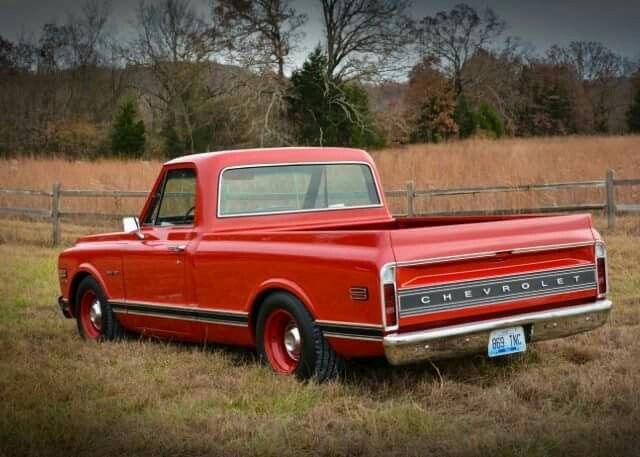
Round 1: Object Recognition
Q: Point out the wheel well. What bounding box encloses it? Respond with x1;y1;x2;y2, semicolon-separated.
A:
68;271;92;315
249;288;312;337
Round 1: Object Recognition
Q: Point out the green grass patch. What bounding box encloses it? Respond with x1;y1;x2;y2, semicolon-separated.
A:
1;226;639;457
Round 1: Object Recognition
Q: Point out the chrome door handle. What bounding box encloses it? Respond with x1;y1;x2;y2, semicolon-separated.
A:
167;244;187;252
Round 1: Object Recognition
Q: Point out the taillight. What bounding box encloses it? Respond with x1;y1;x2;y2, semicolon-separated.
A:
381;264;398;329
595;242;608;297
384;283;397;327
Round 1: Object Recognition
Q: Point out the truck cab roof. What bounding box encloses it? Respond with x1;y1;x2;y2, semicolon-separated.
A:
165;146;377;169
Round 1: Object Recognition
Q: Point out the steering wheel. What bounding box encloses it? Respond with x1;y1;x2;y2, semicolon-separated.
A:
183;206;195;221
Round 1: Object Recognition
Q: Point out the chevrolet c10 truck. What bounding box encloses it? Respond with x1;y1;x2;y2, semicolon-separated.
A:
57;147;612;380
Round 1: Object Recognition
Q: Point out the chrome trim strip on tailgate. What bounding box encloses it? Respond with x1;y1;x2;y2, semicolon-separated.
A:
395;241;594;267
384;299;612;365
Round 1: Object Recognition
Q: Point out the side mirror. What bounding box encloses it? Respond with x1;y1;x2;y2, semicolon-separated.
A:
122;216;144;239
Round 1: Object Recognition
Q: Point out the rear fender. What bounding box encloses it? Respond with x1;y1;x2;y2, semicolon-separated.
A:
247;278;317;343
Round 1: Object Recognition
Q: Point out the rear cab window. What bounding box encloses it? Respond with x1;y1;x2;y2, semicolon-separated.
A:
218;163;381;217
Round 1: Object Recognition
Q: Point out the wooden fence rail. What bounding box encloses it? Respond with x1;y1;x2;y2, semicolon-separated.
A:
0;169;638;245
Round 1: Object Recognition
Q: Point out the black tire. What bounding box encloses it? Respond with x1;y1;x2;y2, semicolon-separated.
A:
75;276;125;341
256;292;344;382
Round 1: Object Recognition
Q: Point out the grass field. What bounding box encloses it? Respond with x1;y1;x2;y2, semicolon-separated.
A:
1;216;640;457
1;136;640;456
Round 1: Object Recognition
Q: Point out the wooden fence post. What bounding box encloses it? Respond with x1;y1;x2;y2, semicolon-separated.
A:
51;182;61;246
606;169;616;230
406;181;415;217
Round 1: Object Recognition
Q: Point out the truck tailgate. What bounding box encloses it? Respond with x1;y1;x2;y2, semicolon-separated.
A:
389;214;598;330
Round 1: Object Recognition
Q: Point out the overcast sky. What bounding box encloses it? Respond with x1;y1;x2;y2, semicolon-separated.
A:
1;0;638;62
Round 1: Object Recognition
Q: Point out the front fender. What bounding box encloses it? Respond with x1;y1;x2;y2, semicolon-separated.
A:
67;263;112;303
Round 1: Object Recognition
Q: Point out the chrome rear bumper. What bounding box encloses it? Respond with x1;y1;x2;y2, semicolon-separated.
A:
383;299;612;365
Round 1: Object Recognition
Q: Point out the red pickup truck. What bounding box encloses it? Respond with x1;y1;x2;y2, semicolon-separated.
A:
57;147;611;380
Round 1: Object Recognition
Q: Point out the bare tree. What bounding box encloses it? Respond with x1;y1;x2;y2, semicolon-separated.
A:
65;0;112;68
128;0;219;153
418;3;506;97
37;0;111;72
546;41;626;131
546;41;624;82
459;39;533;133
319;0;414;81
213;0;306;79
213;0;307;146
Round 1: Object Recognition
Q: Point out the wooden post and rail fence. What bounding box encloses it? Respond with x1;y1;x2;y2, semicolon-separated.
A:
0;169;639;245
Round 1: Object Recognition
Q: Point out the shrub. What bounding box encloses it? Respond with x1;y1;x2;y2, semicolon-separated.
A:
452;99;504;139
49;119;108;158
410;93;458;143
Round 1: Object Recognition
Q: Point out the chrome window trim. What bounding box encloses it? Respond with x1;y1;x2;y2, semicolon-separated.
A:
216;161;384;218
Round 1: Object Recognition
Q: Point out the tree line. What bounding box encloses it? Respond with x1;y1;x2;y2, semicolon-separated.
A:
0;0;639;159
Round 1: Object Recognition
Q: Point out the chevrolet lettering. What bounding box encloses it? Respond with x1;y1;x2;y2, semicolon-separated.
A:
56;147;612;381
400;265;597;316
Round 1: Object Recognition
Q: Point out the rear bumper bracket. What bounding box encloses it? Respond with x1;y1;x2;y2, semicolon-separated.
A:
58;296;73;319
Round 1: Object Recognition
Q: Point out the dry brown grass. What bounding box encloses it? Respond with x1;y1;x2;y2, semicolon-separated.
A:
1;219;639;457
372;136;640;187
371;135;640;214
1;135;640;219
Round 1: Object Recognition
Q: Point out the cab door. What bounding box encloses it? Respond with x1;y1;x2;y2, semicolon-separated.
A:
122;167;201;340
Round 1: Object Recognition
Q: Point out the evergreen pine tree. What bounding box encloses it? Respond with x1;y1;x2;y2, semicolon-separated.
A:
453;97;476;138
476;103;505;138
627;90;640;133
288;47;383;148
111;99;145;157
161;114;184;159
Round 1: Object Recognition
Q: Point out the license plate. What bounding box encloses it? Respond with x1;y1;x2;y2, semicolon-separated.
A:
488;326;526;357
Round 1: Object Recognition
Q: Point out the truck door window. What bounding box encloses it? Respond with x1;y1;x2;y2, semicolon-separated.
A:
149;168;197;226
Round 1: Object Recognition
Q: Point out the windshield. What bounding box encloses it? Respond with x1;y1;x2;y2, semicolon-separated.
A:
219;163;381;217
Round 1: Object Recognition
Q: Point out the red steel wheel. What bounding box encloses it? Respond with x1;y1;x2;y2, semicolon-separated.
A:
256;292;343;381
74;276;125;341
79;289;103;340
263;308;301;374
